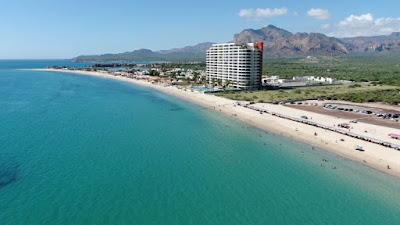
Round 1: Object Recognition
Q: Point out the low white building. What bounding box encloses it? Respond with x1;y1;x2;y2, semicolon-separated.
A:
292;76;334;84
264;76;285;85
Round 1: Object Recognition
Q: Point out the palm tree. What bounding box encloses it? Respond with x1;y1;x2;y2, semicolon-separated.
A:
224;80;231;89
212;78;218;87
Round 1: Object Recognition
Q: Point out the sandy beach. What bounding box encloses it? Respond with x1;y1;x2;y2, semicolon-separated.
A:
36;68;400;178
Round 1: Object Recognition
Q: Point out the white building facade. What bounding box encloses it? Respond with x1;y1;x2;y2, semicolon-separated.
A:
206;42;263;90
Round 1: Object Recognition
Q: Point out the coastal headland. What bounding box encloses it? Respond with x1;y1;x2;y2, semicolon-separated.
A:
36;68;400;178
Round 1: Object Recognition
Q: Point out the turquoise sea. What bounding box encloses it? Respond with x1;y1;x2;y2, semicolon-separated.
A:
1;60;400;225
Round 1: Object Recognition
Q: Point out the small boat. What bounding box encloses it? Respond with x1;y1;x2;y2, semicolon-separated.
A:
355;145;365;152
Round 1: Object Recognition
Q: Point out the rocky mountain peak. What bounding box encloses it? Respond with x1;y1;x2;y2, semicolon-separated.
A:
234;25;348;57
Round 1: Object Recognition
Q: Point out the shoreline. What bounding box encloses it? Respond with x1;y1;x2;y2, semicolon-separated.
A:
35;68;400;178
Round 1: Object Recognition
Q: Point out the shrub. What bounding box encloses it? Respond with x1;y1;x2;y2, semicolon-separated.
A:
349;84;362;88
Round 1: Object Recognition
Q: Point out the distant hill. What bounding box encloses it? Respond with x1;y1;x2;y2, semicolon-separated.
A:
73;25;400;62
73;42;214;62
341;32;400;53
158;42;214;54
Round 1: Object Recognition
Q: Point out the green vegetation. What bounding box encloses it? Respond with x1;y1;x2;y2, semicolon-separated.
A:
264;54;400;86
216;83;400;105
331;89;400;105
223;54;400;104
148;70;160;76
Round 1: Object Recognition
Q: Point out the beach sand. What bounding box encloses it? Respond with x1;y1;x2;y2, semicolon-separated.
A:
37;68;400;178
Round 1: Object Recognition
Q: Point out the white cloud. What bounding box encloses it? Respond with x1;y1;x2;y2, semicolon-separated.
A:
332;13;400;37
307;8;330;20
338;13;373;27
239;8;288;20
321;24;331;30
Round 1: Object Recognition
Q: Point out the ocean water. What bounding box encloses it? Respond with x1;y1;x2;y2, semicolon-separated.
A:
0;60;400;225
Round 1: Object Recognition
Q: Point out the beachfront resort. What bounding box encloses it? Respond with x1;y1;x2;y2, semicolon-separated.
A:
4;1;400;223
43;42;400;179
206;42;263;90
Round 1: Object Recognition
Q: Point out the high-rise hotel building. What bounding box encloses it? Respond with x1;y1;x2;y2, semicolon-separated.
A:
206;42;263;90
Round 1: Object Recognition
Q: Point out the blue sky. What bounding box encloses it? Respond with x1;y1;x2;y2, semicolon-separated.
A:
1;0;399;59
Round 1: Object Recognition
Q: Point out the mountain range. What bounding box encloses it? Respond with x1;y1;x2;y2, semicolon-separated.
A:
74;42;214;63
73;25;400;62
